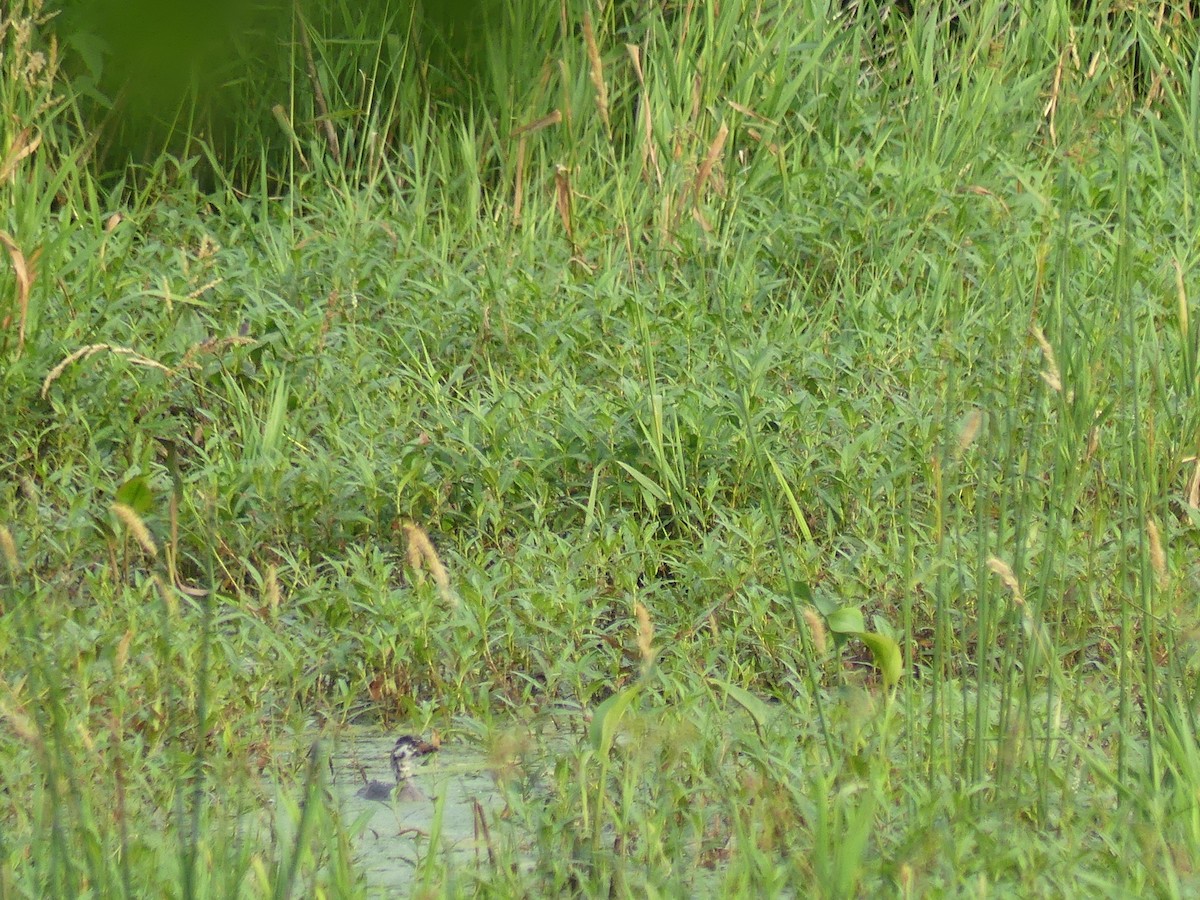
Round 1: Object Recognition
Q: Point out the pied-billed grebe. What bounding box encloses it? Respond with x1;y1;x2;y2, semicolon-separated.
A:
356;734;438;802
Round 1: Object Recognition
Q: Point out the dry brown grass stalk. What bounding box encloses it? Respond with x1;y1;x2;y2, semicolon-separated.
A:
0;229;38;355
0;127;41;184
41;344;173;398
694;122;729;199
513;135;527;227
1085;424;1100;463
295;5;341;165
178;333;253;370
511;110;562;138
510;110;562;228
404;522;424;577
625;44;662;187
1045;47;1064;146
554;165;575;251
1188;456;1200;510
690;123;729;233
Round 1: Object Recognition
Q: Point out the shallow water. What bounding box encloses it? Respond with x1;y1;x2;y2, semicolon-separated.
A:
329;730;507;895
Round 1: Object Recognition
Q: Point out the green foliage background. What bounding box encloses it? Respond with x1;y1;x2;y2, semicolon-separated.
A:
4;0;1200;895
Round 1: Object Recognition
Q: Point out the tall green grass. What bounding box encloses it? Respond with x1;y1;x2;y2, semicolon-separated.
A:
4;0;1200;894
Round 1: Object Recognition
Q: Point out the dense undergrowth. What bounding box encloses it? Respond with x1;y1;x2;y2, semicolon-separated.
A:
4;0;1200;895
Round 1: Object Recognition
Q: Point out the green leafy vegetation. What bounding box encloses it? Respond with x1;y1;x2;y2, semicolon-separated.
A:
3;0;1200;894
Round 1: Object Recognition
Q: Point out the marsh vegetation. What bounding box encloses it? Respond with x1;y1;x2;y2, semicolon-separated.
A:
3;0;1200;895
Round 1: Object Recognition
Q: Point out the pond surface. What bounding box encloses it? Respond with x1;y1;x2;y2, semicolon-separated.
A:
328;729;510;895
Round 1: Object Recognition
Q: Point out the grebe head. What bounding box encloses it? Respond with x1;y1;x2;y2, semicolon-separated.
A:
390;734;438;784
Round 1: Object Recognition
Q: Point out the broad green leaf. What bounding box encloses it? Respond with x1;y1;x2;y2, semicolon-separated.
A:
260;373;289;458
613;461;669;506
812;592;839;616
835;781;878;897
116;476;154;514
826;607;866;634
719;681;773;736
589;684;640;757
785;579;815;607
766;451;814;544
858;631;904;687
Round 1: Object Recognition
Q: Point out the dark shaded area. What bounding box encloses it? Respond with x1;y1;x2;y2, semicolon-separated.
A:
47;0;507;183
52;0;292;172
45;0;1193;186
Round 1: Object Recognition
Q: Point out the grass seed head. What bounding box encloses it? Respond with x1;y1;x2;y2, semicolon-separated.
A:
116;628;133;673
987;556;1025;606
1085;424;1100;462
1031;325;1062;393
0;524;17;574
635;601;655;667
583;11;610;134
42;344;172;399
265;564;281;616
957;408;983;453
1146;517;1167;586
802;607;828;655
153;573;178;617
112;503;157;558
403;521;456;607
0;699;39;745
404;522;425;584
